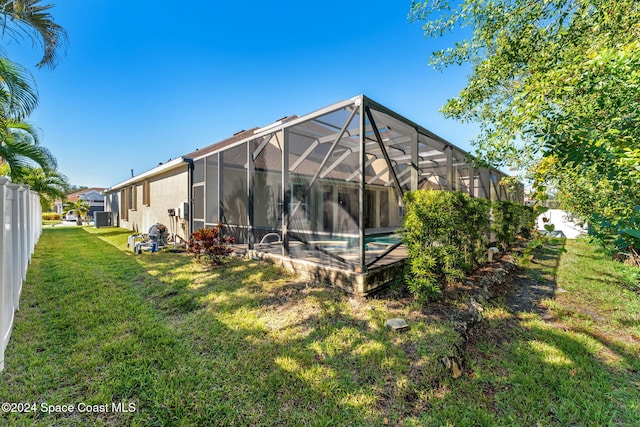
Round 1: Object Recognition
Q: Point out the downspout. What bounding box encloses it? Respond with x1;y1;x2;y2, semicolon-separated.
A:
185;158;194;239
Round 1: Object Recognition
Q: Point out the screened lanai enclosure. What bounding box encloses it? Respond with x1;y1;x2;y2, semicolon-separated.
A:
190;95;522;287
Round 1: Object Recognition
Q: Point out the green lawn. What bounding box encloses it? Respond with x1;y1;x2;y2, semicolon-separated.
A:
1;229;638;426
417;239;640;426
0;227;457;426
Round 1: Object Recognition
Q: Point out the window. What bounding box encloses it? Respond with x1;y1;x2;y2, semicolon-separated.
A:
128;185;137;211
120;189;128;220
142;179;150;206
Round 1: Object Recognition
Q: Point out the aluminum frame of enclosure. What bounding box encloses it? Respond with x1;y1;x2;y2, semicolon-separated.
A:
189;95;523;273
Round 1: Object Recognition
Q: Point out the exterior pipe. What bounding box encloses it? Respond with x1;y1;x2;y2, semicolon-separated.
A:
488;247;499;262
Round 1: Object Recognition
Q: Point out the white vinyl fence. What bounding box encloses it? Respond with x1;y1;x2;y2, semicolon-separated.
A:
0;176;42;372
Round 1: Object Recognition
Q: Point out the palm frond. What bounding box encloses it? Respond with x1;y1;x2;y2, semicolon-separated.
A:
0;57;38;121
13;166;69;208
63;198;90;216
5;118;41;144
0;0;68;68
0;135;56;179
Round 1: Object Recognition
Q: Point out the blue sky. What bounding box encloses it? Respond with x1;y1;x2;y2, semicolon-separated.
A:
7;0;477;188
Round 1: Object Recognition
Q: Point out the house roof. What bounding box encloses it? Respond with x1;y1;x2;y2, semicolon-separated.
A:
58;188;106;203
184;115;298;161
182;128;261;160
105;157;189;193
105;116;299;193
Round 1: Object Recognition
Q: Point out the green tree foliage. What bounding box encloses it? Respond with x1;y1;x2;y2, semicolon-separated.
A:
546;162;640;263
0;1;67;193
409;0;639;170
0;57;38;124
0;1;67;126
410;0;640;257
0;119;57;179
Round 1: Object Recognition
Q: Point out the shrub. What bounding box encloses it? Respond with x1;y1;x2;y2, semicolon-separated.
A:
187;225;234;267
403;190;490;301
492;201;536;248
589;206;640;266
42;212;61;221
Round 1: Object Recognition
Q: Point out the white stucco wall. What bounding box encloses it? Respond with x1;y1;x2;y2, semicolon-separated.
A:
106;163;190;241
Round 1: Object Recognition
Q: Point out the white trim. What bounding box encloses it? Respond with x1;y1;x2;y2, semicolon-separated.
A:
105;157;188;193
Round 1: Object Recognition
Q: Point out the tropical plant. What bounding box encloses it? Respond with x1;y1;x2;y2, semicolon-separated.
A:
0;56;38;124
491;201;536;249
0;0;68;69
0;1;67;176
63;198;90;225
188;225;234;267
0;1;67;131
0;119;57;178
17;166;69;210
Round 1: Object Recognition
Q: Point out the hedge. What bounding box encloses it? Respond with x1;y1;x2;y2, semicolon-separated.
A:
491;200;536;249
403;190;534;301
403;190;490;301
42;212;61;221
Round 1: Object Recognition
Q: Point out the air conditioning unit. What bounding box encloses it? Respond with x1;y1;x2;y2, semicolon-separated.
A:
94;211;112;228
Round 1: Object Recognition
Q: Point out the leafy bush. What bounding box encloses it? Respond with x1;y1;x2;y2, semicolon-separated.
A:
187;225;234;267
593;205;640;266
492;201;535;249
42;212;61;221
552;166;639;264
403;190;490;301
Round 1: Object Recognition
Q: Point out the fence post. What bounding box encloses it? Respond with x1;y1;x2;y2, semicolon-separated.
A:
25;185;33;260
0;177;14;372
18;187;28;282
9;184;22;312
35;191;42;239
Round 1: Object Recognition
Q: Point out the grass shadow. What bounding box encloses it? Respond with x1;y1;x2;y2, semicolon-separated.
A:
423;238;640;425
11;226;636;425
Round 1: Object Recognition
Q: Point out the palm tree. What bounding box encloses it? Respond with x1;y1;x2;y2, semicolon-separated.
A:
63;199;90;226
0;1;67;175
0;58;53;178
0;118;57;179
17;166;69;210
0;0;68;69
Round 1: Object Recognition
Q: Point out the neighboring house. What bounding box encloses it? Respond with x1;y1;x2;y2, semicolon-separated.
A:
54;188;106;218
